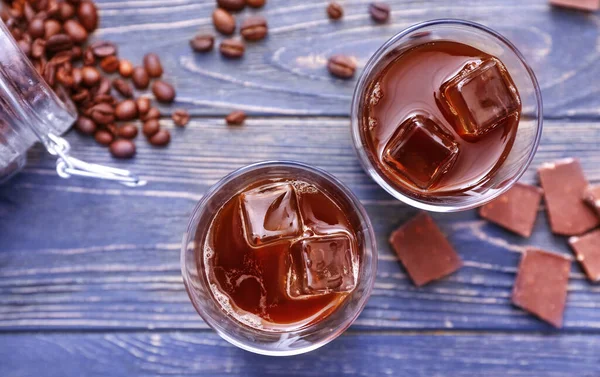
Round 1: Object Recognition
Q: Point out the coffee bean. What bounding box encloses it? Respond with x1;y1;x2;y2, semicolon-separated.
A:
81;66;100;86
327;2;343;20
131;66;149;89
143;53;163;78
28;18;45;39
71;67;82;86
109;139;136;159
219;39;244;59
136;97;151;116
212;8;236;35
23;2;35;21
112;78;133;98
56;67;74;87
9;26;22;41
141;107;161;121
31;39;46;58
93;94;116;106
71;46;83;59
21;33;32;45
75;116;96;135
46;33;72;53
42;63;57;86
149;129;170;146
77;0;98;32
47;1;60;18
246;0;266;8
90;40;117;58
117;124;138;139
44;19;62;39
327;55;356;79
83;47;95;65
142;119;160;137
49;50;73;66
100;55;119;73
58;2;76;20
240;16;267;41
89;103;115;125
115;99;138;121
368;2;390;23
172;109;190;127
151;81;176;103
225;110;246;125
190;34;215;52
119;59;133;77
95;77;112;96
33;0;50;12
63;19;87;43
94;129;114;146
217;0;245;11
18;39;31;57
71;88;89;103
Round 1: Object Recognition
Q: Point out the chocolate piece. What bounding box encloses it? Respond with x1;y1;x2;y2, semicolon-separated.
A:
583;185;600;217
512;248;571;328
550;0;600;11
479;183;543;237
389;212;462;286
569;230;600;282
538;158;599;235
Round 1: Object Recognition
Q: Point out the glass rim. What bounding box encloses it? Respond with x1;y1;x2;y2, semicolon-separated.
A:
180;160;378;356
350;18;544;212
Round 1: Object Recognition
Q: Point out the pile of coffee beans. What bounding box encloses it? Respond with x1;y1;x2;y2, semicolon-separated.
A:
0;0;190;159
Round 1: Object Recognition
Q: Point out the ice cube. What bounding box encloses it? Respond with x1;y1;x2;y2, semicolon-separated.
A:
441;58;520;138
288;234;356;298
240;182;303;247
383;114;459;189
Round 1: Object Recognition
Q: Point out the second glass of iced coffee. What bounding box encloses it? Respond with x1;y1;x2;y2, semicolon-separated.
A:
182;161;377;356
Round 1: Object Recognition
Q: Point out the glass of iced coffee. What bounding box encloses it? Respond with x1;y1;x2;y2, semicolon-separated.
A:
351;19;543;212
181;161;377;355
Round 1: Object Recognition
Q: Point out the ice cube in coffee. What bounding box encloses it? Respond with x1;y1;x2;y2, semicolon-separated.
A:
288;234;356;298
440;58;520;139
202;177;361;330
360;40;522;194
383;114;459;189
240;182;302;247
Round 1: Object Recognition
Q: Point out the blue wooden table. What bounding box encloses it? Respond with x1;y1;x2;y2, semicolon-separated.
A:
2;0;600;375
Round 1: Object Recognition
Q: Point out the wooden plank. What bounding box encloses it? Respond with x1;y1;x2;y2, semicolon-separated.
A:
88;0;600;117
1;331;599;376
0;118;599;331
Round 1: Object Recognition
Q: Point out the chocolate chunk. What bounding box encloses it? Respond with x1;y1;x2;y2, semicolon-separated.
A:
569;230;600;282
512;248;571;328
538;158;599;236
479;183;543;237
583;185;600;217
389;212;462;286
549;0;600;11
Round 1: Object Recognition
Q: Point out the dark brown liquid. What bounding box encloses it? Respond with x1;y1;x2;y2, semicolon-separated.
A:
361;40;521;194
202;178;359;331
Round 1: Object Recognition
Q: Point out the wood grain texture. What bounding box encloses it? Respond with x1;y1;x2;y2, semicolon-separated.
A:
2;332;600;377
1;118;599;332
88;0;600;117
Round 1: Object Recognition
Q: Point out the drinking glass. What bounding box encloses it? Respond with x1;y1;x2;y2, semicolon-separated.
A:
351;19;543;212
181;161;377;356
